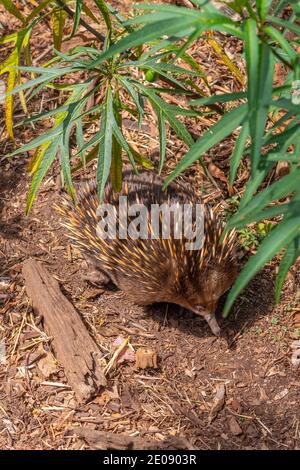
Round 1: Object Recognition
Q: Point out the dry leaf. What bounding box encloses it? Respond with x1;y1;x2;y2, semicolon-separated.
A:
38;352;57;378
112;336;135;365
208;163;228;184
208;383;225;423
228;416;243;436
208;163;235;195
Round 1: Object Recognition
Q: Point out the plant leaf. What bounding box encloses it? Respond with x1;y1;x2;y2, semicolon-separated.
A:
0;0;25;23
26;139;60;213
51;8;67;51
71;0;83;37
97;85;114;198
163;104;247;187
223;215;300;317
228;169;300;228
275;236;300;303
229;121;249;185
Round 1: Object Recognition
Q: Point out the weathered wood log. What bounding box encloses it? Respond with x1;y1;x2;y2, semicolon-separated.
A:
22;259;106;403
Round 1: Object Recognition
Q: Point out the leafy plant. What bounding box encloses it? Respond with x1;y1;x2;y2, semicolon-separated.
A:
85;0;300;311
2;0;300;312
238;227;259;251
2;1;207;210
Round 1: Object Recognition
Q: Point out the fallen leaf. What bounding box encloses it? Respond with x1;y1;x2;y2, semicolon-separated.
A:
208;163;235;195
112;337;135;364
37;352;57;378
228;416;243;436
208;163;228;183
208;384;225;423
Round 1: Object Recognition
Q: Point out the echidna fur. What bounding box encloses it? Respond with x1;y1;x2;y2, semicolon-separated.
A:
55;171;237;335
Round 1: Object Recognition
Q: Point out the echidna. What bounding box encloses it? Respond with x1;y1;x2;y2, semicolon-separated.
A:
55;170;237;336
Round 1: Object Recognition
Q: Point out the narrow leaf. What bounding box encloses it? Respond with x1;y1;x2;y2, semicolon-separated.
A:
223;216;300;317
163;104;247;187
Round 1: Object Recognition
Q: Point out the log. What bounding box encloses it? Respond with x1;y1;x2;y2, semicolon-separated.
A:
22;259;106;403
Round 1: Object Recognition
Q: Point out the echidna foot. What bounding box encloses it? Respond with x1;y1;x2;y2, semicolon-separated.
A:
82;269;111;287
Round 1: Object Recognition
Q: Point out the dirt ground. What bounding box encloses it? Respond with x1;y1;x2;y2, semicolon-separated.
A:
1;0;300;451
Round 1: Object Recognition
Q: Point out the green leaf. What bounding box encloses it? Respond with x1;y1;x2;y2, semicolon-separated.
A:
77;131;103;155
5;67;82;97
163;104;247;187
228;169;300;228
275;237;300;303
0;0;25;23
71;0;83;37
76;119;85;164
229;121;249;185
245;19;259;113
256;0;273;20
61;143;75;202
9;126;63;156
111;118;137;172
223;215;300;317
156;107;166;175
97;85;114;198
230;203;292;229
249;43;274;174
110;94;122;192
26;139;60;213
128;145;154;169
94;0;112;35
267;15;300;36
271;98;300;114
239;162;274;208
51;8;67;51
135;85;194;147
27;0;53;23
263;25;297;61
191;91;246;106
117;76;144;127
87;17;201;68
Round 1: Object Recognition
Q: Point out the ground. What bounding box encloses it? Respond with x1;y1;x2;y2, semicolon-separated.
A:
1;0;300;451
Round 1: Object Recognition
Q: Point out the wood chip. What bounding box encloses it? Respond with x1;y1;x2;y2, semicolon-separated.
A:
228;416;243;436
274;389;289;401
135;348;158;369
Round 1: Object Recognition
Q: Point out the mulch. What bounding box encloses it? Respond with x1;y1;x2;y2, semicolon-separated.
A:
1;0;300;450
